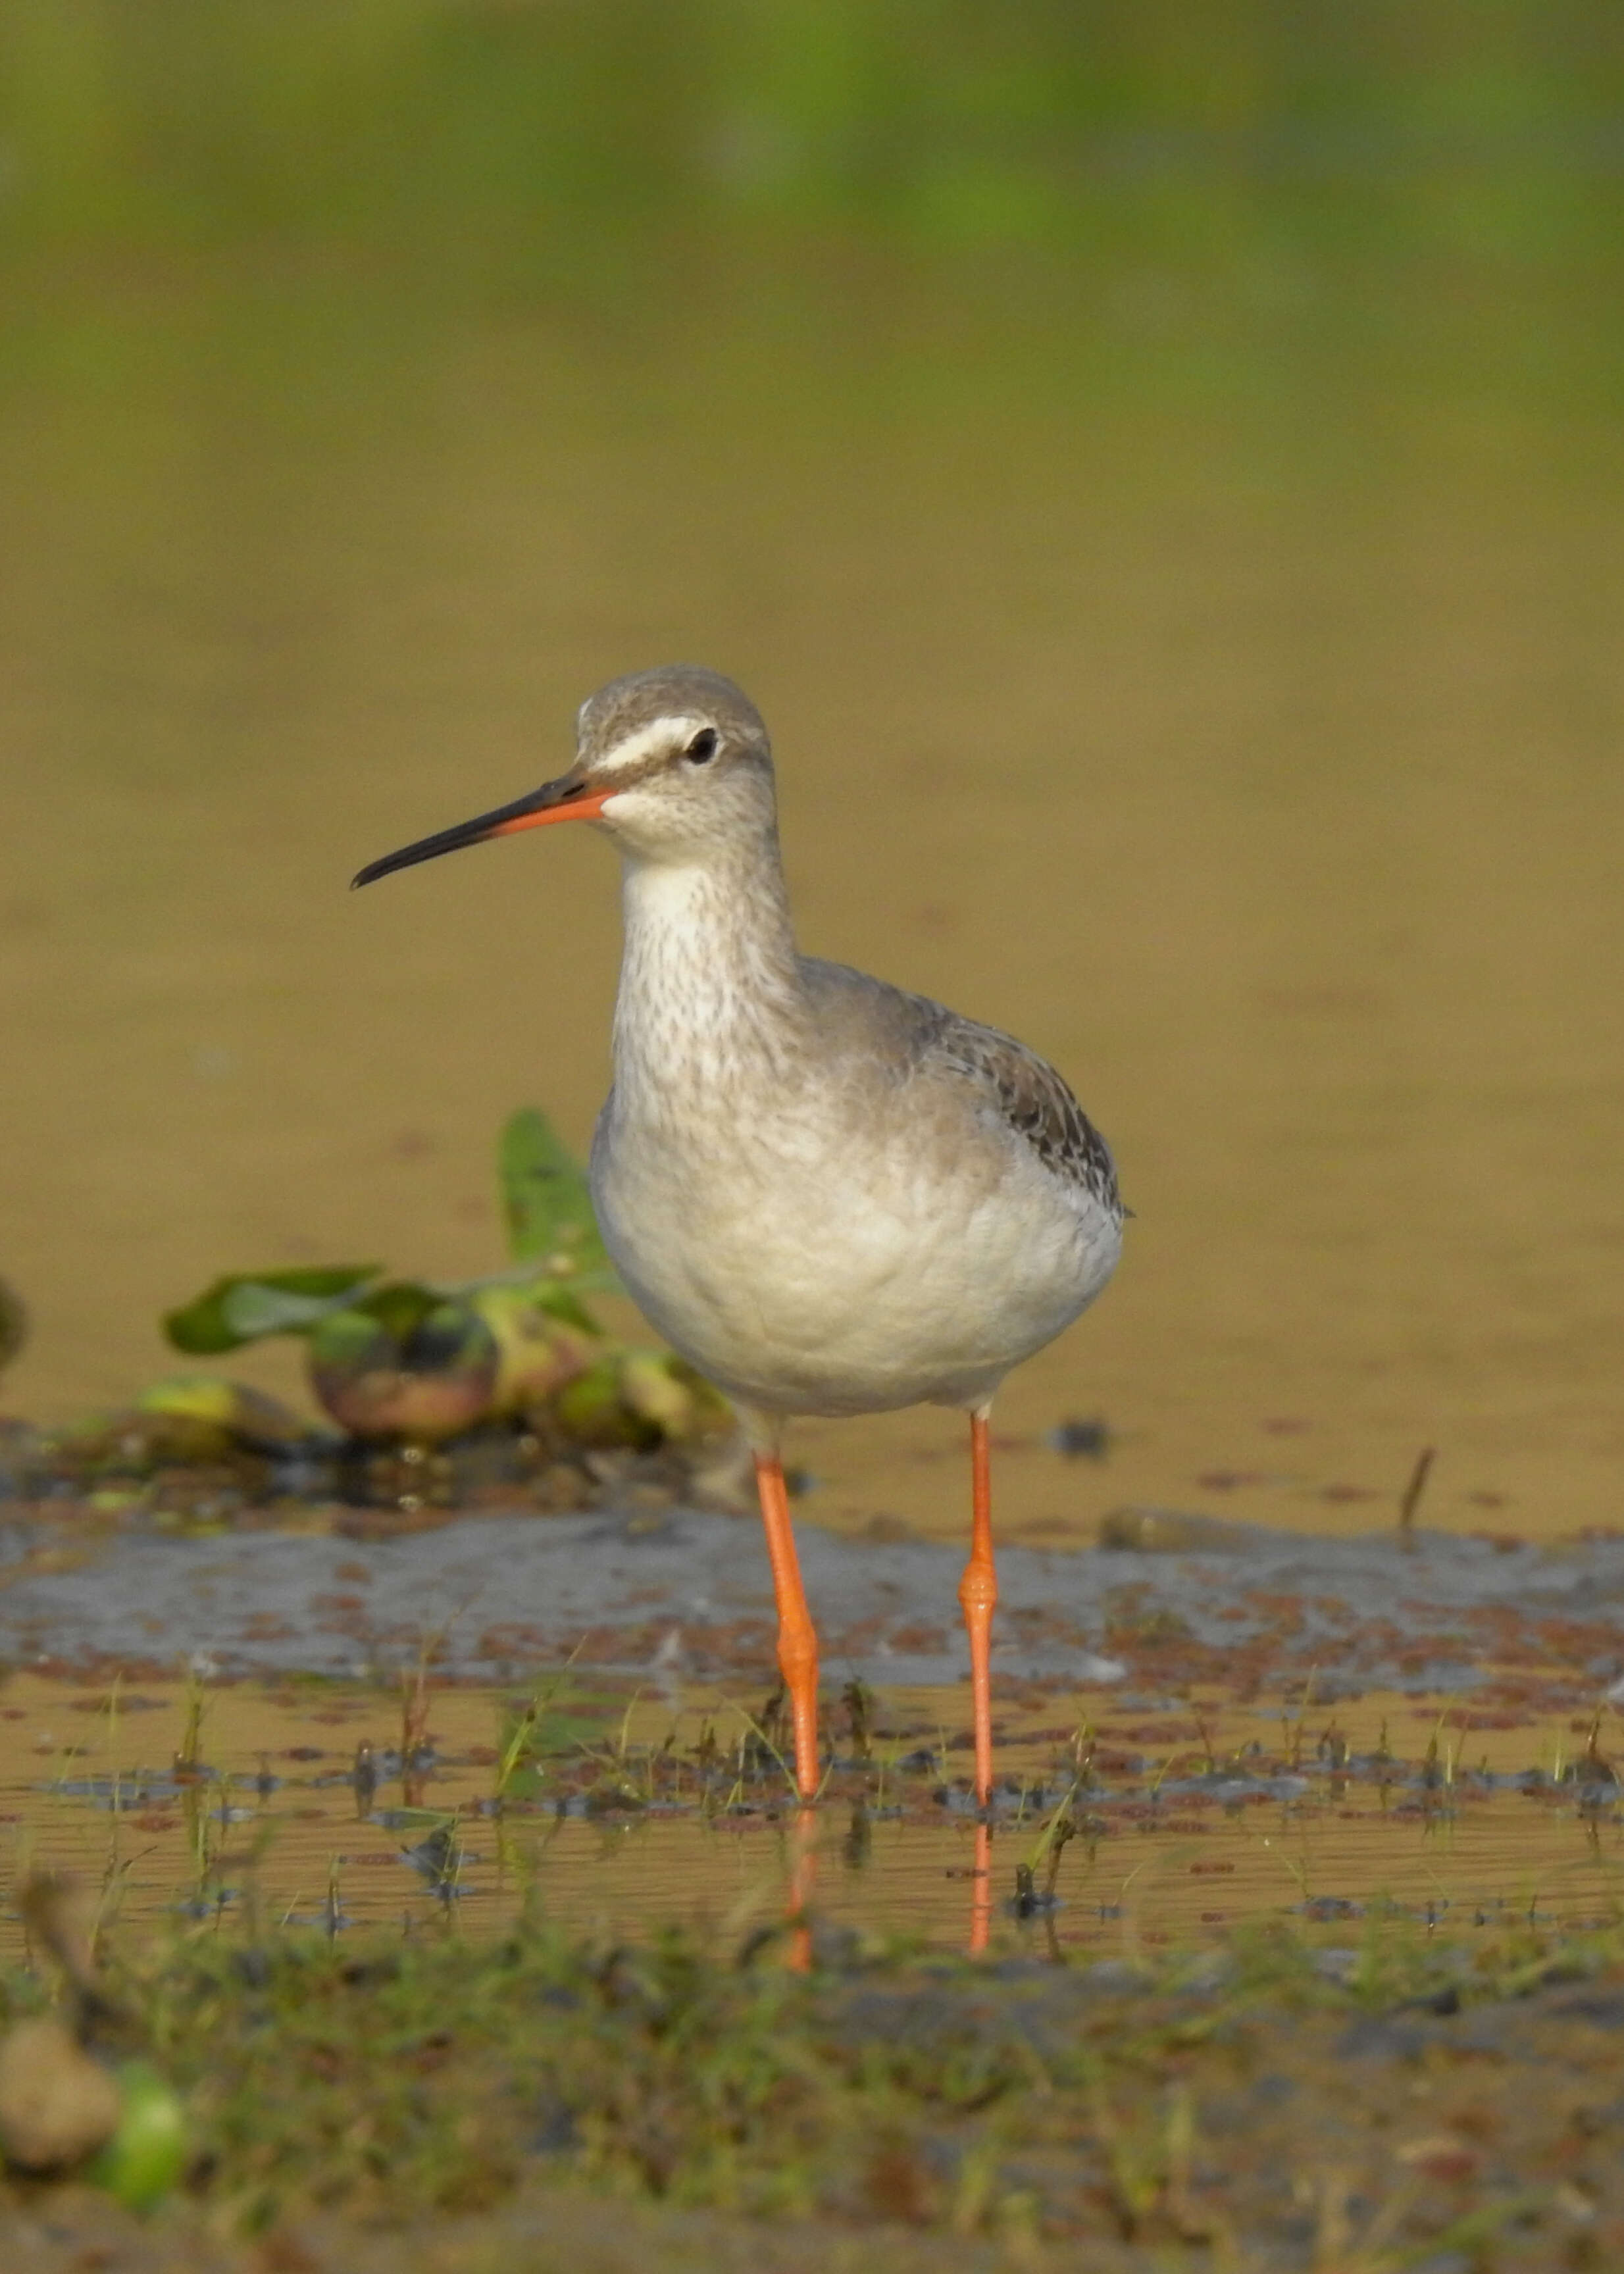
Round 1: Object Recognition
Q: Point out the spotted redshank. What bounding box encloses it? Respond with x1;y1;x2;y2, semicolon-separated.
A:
355;666;1125;1821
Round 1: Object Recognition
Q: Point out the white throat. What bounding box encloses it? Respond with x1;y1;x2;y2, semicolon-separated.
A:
611;844;801;1121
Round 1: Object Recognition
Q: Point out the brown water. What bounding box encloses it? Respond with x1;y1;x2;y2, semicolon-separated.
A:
4;1670;1621;1965
3;267;1623;1545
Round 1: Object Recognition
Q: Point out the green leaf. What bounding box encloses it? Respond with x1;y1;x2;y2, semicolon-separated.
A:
89;2061;187;2211
163;1265;382;1354
528;1280;606;1336
305;1305;388;1368
499;1107;614;1280
349;1279;445;1342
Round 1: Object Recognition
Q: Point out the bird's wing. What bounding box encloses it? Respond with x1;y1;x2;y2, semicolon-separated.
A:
930;1011;1123;1215
801;959;1123;1215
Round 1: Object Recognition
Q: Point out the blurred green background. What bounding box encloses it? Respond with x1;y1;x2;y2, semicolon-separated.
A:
2;3;1619;268
5;1;1622;410
3;3;1622;1540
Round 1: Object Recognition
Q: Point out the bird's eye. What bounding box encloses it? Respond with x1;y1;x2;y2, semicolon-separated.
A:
685;728;719;765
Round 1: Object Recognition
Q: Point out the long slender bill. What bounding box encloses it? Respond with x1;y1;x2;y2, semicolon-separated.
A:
351;780;610;889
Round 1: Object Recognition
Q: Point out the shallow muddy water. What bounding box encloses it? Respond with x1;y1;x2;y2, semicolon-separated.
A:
5;1668;1622;1967
3;236;1623;1550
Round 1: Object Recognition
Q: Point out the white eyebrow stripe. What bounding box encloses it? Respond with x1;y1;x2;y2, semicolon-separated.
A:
595;716;705;776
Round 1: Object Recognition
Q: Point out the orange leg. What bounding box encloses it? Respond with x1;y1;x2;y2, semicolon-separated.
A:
753;1452;820;1799
968;1819;991;1957
957;1407;998;1810
786;1805;817;1973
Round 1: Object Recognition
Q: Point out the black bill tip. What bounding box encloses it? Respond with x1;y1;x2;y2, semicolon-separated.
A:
350;775;596;891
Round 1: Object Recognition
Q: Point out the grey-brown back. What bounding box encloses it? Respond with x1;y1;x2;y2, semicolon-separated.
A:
799;958;1122;1218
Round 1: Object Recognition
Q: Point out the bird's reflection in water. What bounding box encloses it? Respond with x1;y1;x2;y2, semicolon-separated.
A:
787;1801;995;1963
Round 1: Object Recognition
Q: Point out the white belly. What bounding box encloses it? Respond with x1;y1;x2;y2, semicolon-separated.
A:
591;1103;1121;1419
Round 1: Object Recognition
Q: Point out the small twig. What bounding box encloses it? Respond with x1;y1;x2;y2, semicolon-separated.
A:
1398;1446;1435;1550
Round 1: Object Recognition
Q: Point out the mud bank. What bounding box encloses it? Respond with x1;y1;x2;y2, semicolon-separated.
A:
1;1507;1621;1697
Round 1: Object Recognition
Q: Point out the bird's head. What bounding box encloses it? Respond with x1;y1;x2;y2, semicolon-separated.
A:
351;665;776;890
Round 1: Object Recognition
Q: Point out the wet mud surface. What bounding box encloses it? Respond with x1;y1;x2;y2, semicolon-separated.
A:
1;1500;1621;1696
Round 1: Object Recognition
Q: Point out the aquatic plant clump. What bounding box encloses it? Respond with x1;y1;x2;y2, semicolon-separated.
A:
0;1111;732;1525
162;1106;727;1438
